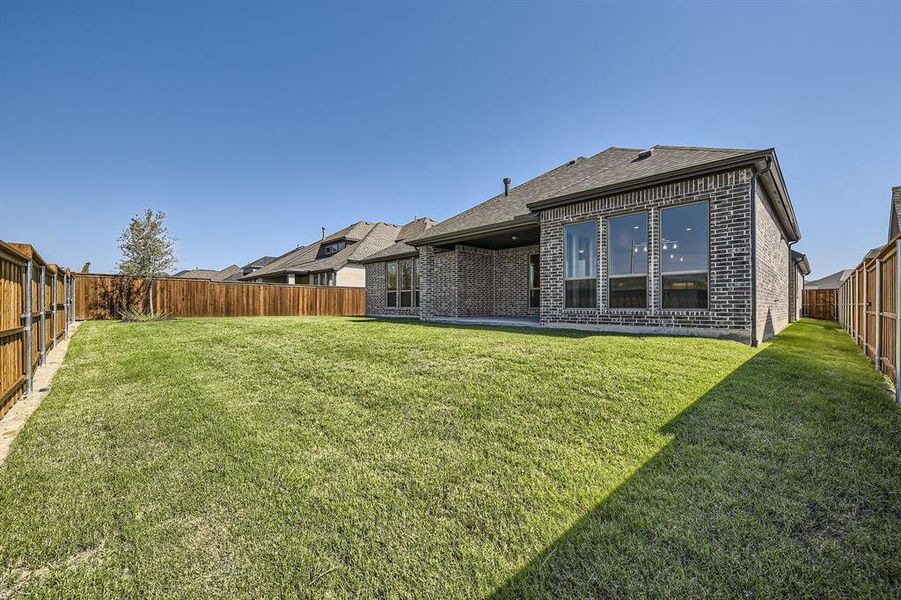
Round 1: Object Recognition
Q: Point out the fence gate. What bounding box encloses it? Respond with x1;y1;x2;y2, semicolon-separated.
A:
802;289;837;320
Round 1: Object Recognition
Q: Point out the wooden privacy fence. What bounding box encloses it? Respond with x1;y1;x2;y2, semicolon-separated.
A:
838;235;900;402
802;289;837;320
0;240;74;419
74;274;366;319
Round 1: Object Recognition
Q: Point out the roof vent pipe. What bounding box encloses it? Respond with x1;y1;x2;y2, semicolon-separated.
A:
321;226;325;240
503;177;511;196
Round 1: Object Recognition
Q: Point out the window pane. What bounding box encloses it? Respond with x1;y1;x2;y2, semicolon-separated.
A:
400;291;412;307
387;292;397;307
565;279;596;309
564;221;597;280
608;212;647;308
529;254;540;289
415;290;420;307
414;258;421;289
661;203;709;309
530;289;540;308
400;260;412;291
387;262;398;288
663;273;708;309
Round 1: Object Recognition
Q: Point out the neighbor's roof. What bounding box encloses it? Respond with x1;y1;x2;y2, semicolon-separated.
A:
806;269;853;290
241;221;402;279
360;218;437;263
889;186;901;241
173;264;241;281
414;145;799;246
242;255;277;269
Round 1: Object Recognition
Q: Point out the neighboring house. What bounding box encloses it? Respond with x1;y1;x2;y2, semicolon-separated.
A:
241;220;429;286
228;255;277;281
364;145;803;345
806;269;853;290
173;264;242;281
790;250;811;322
886;185;901;240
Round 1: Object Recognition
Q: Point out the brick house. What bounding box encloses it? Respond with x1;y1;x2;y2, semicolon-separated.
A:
241;220;429;287
364;146;803;345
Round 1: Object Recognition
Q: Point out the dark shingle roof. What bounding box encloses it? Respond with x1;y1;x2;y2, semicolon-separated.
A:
174;264;242;281
242;255;277;269
414;148;639;245
806;269;853;290
360;218;437;263
414;145;778;246
241;221;402;279
889;186;901;241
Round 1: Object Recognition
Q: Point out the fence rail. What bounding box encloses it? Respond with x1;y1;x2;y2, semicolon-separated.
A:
0;239;73;419
73;274;366;320
838;235;901;402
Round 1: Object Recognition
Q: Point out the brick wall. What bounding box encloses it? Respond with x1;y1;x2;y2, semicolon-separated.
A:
754;188;790;341
494;246;540;317
414;244;539;319
539;168;754;341
364;261;420;317
789;263;804;322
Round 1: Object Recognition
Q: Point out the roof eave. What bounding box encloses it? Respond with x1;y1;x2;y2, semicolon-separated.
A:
360;250;419;265
525;149;774;212
410;214;539;247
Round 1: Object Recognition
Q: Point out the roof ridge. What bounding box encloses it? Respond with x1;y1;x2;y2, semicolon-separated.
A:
651;144;762;152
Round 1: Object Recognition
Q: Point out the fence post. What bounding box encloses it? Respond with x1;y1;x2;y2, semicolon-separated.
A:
24;259;33;396
51;274;57;349
875;259;882;369
39;266;46;366
63;273;69;339
71;275;76;323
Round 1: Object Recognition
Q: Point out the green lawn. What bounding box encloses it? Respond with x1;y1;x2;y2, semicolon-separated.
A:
0;317;898;598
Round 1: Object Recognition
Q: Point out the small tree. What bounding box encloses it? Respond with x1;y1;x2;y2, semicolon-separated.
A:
117;209;177;314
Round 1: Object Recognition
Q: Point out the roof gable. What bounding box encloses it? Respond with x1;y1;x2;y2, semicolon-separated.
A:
889;186;901;241
243;221;403;279
413;145;788;246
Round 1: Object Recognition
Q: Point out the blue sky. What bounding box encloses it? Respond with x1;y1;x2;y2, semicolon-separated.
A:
1;1;899;278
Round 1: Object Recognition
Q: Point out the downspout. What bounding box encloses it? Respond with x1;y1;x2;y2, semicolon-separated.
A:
749;157;772;346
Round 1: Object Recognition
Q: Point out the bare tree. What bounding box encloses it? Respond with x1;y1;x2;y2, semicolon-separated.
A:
117;209;177;314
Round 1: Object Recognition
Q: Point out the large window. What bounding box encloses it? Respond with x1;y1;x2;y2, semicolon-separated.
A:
529;253;540;308
564;221;597;308
661;202;709;309
312;272;335;286
386;262;398;307
400;260;413;307
386;259;419;308
607;212;648;309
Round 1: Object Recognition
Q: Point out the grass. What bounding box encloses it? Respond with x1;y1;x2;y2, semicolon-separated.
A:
0;317;897;598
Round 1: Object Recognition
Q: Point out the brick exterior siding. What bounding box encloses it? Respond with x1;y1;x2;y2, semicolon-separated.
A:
413;244;539;319
364;260;420;317
539;168;754;341
754;188;790;341
364;166;795;345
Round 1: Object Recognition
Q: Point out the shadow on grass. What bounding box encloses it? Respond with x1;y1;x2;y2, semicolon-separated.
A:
489;319;900;597
344;316;746;343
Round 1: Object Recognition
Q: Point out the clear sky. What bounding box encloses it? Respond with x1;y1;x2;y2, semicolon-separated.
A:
1;1;899;278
